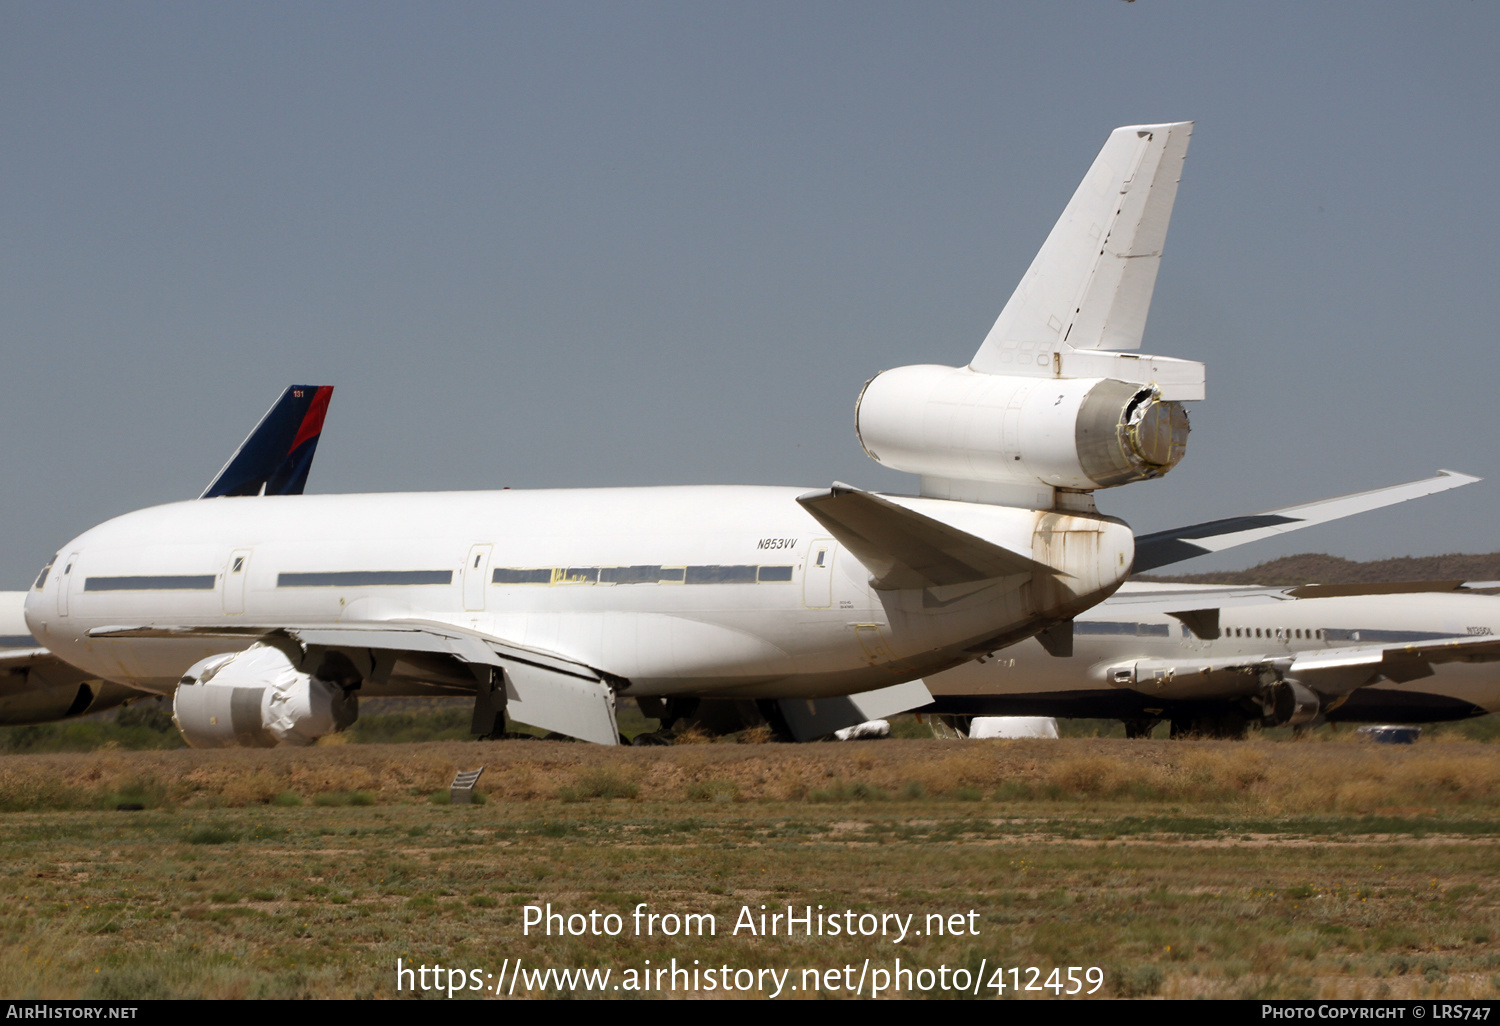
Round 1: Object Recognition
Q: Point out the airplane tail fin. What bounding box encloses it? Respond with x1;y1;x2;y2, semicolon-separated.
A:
201;386;334;498
971;122;1193;372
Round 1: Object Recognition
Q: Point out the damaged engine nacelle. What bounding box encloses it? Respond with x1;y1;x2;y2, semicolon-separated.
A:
855;365;1189;491
172;643;358;748
1258;676;1320;728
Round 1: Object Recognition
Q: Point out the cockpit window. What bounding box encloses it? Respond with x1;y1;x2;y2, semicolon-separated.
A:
33;555;56;591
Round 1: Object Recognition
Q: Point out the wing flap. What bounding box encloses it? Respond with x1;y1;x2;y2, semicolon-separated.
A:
775;680;934;742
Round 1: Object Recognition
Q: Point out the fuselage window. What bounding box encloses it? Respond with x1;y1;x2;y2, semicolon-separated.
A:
278;570;452;587
492;568;553;585
86;575;217;592
685;565;758;585
599;565;665;585
492;565;791;586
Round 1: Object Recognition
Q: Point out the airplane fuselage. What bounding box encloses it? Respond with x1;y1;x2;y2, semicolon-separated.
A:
25;485;1132;703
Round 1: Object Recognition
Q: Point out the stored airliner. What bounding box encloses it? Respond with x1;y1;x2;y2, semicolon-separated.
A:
25;120;1422;750
923;577;1500;738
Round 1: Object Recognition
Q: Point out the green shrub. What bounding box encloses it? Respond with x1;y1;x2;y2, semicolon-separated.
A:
185;825;238;845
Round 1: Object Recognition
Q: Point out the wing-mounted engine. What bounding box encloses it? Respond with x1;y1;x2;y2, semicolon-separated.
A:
172;642;358;748
859;122;1203;509
1257;673;1321;728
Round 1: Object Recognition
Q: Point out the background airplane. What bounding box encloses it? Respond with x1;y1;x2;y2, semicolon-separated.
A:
924;578;1500;738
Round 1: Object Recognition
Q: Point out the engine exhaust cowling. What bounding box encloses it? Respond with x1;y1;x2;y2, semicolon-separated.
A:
172;643;358;749
854;364;1189;491
1260;677;1320;728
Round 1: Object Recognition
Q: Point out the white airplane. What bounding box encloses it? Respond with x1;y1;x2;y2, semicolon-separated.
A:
22;122;1213;747
924;575;1500;738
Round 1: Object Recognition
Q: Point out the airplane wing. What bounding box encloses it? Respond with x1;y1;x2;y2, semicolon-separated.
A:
201;385;334;498
796;482;1051;590
88;619;621;745
1121;631;1500;703
0;647;55;670
1132;469;1481;573
0;648;148;724
1287;633;1500;679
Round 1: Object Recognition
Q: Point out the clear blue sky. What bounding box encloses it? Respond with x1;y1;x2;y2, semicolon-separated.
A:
3;2;1497;587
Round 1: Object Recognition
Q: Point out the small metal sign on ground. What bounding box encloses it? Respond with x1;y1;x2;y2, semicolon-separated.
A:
450;767;485;804
1357;725;1422;744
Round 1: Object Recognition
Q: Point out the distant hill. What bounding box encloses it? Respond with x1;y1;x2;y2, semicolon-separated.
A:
1137;552;1500;586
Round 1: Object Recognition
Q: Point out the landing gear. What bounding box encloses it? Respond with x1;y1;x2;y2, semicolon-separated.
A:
1123;717;1161;739
470;669;506;740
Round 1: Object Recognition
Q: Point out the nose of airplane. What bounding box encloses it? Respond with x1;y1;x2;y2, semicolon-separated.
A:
22;581;43;640
21;554;57;642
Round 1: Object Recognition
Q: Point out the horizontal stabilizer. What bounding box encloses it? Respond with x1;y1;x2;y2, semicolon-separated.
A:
972;122;1193;375
1133;470;1481;573
202;386;334;498
796;483;1048;590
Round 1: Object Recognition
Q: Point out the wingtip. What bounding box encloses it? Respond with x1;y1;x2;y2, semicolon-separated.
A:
1435;469;1483;484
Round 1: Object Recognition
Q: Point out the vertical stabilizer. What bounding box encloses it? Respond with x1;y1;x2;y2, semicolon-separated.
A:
201;386;334;498
971;122;1192;374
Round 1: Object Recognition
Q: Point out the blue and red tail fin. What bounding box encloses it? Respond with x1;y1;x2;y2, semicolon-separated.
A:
200;386;334;498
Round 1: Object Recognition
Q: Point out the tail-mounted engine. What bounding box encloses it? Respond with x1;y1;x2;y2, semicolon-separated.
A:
172;642;358;748
855;365;1189;492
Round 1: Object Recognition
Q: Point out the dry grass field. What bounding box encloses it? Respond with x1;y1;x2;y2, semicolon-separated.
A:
2;737;1499;1000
